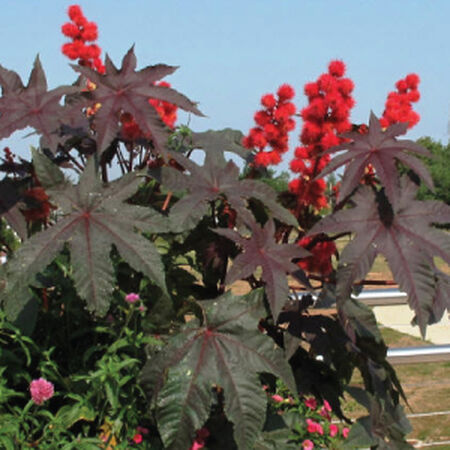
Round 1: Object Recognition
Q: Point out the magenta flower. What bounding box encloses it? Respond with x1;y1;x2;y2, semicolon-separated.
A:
125;292;140;303
319;405;331;421
342;427;350;438
29;378;54;405
190;427;209;450
329;423;338;437
306;418;324;435
323;399;332;411
302;439;314;449
304;397;317;409
271;394;284;403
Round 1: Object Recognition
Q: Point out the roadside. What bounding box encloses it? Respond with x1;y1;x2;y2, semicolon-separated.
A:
374;304;450;345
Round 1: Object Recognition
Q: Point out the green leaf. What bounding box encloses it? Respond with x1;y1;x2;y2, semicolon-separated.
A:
55;403;96;429
31;147;66;189
254;428;298;449
343;417;377;449
141;289;295;450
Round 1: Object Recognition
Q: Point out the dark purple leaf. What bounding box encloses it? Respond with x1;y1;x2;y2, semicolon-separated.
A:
161;151;297;231
310;177;450;336
140;289;296;450
214;219;309;319
0;178;27;239
319;112;433;203
72;47;203;154
191;128;251;160
1;152;169;320
0;56;79;153
429;270;450;325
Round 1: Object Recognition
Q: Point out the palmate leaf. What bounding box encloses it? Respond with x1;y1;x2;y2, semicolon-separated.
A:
310;177;450;336
214;220;309;319
161;150;298;232
318;112;433;203
1;151;168;320
191;128;251;160
0;56;79;152
72;47;203;154
140;289;296;450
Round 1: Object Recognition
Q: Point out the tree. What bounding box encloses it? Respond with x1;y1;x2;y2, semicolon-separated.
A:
415;137;450;204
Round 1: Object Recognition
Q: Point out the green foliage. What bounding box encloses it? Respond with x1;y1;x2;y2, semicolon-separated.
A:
415;137;450;205
0;293;162;448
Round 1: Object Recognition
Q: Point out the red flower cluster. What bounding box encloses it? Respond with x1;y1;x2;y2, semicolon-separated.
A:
380;73;420;129
242;84;296;167
131;426;149;445
120;81;178;141
60;6;178;144
297;236;336;276
120;112;143;142
21;187;56;223
61;5;105;74
149;81;178;129
2;147;14;165
289;60;355;211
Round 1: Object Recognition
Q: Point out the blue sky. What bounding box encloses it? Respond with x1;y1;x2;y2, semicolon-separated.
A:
0;1;448;173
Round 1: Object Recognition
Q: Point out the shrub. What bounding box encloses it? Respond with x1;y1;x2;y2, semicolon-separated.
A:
0;4;448;449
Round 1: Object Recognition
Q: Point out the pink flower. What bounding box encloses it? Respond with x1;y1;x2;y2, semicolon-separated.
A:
323;399;332;411
342;427;350;438
190;443;204;450
329;423;338;437
29;378;54;405
132;433;143;444
306;418;324;435
136;426;149;435
271;394;284;403
125;293;140;303
190;427;209;450
319;406;331;421
304;397;317;409
302;439;314;449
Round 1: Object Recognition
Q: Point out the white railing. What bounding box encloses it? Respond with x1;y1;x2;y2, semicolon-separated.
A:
387;344;450;364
